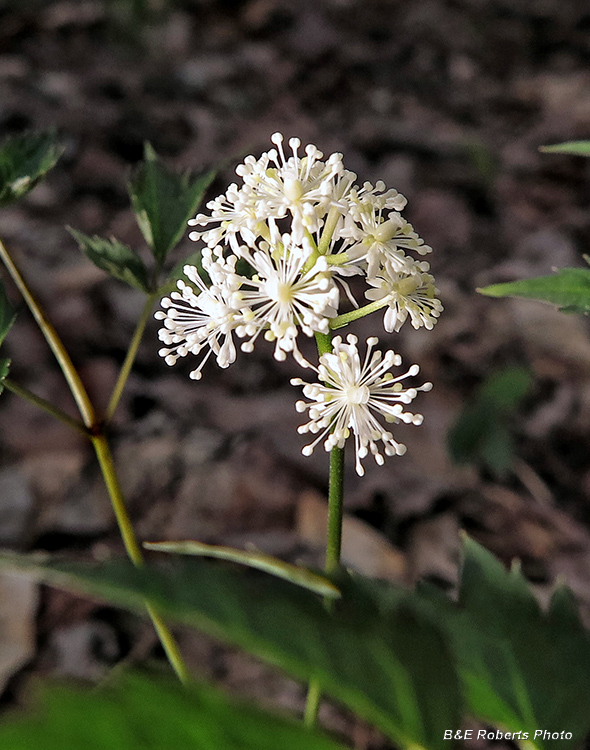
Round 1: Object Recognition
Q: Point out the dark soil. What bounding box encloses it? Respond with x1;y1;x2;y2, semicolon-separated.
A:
2;1;590;746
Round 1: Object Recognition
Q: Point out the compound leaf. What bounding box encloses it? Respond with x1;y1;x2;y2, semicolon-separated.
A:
0;551;461;750
68;229;150;292
429;537;590;749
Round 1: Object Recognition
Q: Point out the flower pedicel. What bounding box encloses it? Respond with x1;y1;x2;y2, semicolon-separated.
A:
156;133;441;471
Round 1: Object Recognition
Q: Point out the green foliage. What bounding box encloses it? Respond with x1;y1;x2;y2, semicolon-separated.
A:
0;358;10;394
478;267;590;315
448;366;532;477
3;539;590;748
129;143;214;269
68;229;151;292
144;540;341;599
539;141;590;156
0;131;62;207
68;145;214;292
424;538;590;749
0;673;346;750
0;550;461;750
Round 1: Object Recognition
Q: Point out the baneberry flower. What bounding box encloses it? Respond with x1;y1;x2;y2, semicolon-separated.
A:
291;334;432;475
233;233;339;364
365;259;443;332
157;132;441;410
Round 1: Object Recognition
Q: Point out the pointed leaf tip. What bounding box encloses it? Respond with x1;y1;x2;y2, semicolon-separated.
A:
0;131;63;207
129;145;215;268
478;268;590;315
453;537;590;745
539;141;590;156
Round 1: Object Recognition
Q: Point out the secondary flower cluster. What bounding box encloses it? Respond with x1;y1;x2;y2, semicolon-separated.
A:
292;335;432;476
156;133;439;473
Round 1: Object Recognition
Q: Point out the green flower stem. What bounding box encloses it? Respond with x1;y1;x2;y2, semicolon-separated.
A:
329;297;390;330
314;331;332;356
317;206;341;256
325;444;345;574
304;331;346;728
106;291;158;422
91;433;189;685
301;206;339;274
2;377;88;437
325;253;350;266
0;238;96;428
0;238;189;685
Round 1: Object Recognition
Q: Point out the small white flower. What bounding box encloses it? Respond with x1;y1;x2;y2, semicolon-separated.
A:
155;266;242;380
234;233;339;364
291;335;432;475
347;180;408;213
238;133;344;233
365;260;443;332
188;183;264;253
342;206;431;281
190;134;347;249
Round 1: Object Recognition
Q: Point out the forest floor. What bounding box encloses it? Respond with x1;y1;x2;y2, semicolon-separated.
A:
1;1;590;747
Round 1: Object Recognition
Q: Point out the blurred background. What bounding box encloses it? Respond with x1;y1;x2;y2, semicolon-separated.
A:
1;0;590;743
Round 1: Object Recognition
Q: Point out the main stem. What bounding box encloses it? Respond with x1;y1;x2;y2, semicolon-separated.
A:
0;239;188;684
91;434;189;683
325;444;345;575
304;332;346;728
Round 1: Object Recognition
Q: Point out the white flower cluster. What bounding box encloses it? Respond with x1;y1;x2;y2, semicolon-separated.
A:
156;133;439;472
292;335;432;476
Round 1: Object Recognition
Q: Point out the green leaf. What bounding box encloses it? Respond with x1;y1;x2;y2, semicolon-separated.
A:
432;537;590;749
0;673;347;750
144;540;341;599
0;131;63;207
68;229;150;292
479;366;532;411
0;280;16;346
0;551;461;750
478;267;590;315
448;367;531;477
129;143;214;267
0;358;10;394
540;141;590;156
